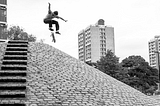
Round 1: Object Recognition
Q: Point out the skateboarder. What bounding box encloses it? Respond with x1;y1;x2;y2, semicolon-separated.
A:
43;3;67;34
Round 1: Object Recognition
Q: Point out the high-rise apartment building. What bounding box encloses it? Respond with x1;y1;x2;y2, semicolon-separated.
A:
0;0;7;39
148;36;160;68
78;19;115;63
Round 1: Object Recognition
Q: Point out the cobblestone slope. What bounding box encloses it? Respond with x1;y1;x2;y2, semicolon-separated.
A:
152;95;160;101
25;42;160;106
0;43;7;67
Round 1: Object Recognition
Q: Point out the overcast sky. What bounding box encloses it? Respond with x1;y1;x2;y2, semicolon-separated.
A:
7;0;160;62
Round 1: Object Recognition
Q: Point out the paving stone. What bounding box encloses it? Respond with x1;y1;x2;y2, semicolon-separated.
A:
1;42;160;105
28;42;160;105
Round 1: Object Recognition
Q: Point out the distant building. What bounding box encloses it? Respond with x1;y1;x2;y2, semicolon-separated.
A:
78;19;115;63
148;36;160;68
0;0;7;39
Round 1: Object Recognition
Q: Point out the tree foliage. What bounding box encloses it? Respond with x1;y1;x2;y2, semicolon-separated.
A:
121;55;146;67
120;55;159;94
3;25;36;42
87;53;159;95
96;50;120;78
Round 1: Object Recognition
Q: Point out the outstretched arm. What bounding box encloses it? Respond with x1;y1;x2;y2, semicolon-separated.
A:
60;17;67;22
56;16;67;22
48;3;52;14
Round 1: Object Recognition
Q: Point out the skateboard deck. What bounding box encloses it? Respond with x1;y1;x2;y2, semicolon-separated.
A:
51;32;56;43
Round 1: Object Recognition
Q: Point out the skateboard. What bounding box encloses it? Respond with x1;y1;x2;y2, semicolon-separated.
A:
50;31;56;43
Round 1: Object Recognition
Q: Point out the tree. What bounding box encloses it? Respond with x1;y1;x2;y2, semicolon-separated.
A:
97;50;120;78
120;55;159;94
3;25;36;42
121;55;145;67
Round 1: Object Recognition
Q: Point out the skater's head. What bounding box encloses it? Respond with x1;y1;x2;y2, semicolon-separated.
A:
53;11;58;15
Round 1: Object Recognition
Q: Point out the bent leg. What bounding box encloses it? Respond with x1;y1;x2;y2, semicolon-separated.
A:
51;20;59;31
44;19;53;28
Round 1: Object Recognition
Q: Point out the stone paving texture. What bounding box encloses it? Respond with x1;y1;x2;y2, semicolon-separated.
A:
26;42;160;106
0;43;7;67
1;42;160;106
152;95;160;101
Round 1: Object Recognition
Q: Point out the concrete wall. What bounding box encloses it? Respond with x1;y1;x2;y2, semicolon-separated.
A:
90;26;101;63
105;26;115;54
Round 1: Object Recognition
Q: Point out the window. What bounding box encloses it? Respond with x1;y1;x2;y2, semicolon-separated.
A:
0;0;7;5
0;6;7;22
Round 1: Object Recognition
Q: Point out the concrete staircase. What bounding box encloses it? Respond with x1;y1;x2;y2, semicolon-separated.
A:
0;40;28;106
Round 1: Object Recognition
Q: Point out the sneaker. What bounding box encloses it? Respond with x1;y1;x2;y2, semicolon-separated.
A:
49;27;54;31
56;31;61;35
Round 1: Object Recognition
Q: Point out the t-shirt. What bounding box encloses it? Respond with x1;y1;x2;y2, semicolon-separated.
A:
44;13;55;20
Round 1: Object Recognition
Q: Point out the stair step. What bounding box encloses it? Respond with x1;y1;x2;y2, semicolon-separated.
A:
0;94;25;98
7;44;28;47
0;41;6;42
2;60;27;62
8;41;28;44
0;79;26;83
6;48;27;51
0;104;26;106
0;91;25;95
1;66;27;70
0;86;26;90
5;52;27;55
5;51;27;53
3;56;27;60
0;70;26;72
2;61;27;65
0;72;26;77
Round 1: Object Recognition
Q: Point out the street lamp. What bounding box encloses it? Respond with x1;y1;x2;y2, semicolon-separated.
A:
154;51;160;90
154;36;160;94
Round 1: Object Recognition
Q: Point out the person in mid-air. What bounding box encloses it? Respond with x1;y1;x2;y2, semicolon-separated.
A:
43;3;67;34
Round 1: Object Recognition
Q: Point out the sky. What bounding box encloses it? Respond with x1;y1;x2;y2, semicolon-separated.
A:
7;0;160;62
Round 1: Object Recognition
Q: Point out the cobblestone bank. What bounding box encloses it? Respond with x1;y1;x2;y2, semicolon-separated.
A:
151;95;160;101
26;42;160;106
0;42;7;67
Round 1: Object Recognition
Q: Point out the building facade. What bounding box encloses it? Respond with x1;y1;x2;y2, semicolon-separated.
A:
78;19;115;63
0;0;7;39
148;36;160;68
